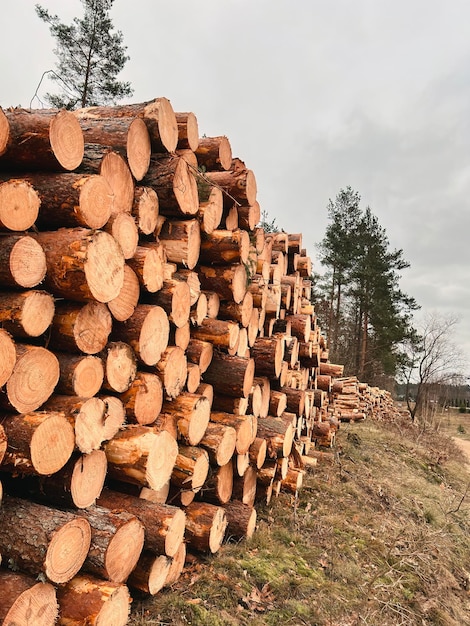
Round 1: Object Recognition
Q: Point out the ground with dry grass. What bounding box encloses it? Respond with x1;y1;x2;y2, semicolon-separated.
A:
129;411;470;625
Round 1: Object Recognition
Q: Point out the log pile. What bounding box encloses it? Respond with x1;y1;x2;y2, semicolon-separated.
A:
0;98;400;624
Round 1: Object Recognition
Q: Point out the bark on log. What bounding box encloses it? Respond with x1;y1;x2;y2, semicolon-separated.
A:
75;504;145;583
0;329;17;388
186;338;213;374
183;501;227;553
104;426;178;491
32;228;125;303
0;570;58;626
55;574;131;626
191;317;240;350
50;301;112;355
171;445;210;493
209;412;256;455
211;394;248;416
162;391;210;446
197;263;247;304
232;464;257;506
256;416;295;459
251;336;284;379
175;111;199;151
222;500;257;540
0;234;46;288
54;353;105;398
205;158;257;206
0;290;54;339
0;108;84;171
218;291;254;328
97;487;186;557
159;218;201;270
128;551;171;595
151;278;191;328
197;460;233;504
76;98;179;153
203;352;255;398
143;154;199;216
0;495;91;583
249;437;267;469
75;114;151;181
164;541;186;586
199;228;250;265
195;136;232;171
199;422;237;466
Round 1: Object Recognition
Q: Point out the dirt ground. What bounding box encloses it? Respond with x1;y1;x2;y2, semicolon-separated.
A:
452;437;470;465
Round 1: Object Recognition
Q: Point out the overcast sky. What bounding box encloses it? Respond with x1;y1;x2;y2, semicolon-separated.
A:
2;1;470;367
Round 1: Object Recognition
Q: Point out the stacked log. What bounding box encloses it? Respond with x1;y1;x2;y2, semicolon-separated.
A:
0;99;402;623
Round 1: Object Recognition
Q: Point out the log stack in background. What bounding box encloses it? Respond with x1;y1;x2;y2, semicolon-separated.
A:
0;97;399;625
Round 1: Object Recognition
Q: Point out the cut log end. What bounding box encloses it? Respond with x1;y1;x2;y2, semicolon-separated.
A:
0;179;40;231
49;109;85;171
106;517;145;583
30;411;76;475
7;236;47;288
45;517;92;584
71;450;108;509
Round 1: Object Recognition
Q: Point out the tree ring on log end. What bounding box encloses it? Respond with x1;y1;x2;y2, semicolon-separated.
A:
45;517;91;583
49;110;84;171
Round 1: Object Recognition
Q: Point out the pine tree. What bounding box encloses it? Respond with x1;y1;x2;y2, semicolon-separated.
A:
36;0;133;109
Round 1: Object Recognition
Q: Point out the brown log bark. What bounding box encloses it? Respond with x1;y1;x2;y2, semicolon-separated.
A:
54;353;104;398
195;136;232;171
50;301;112;355
0;344;59;413
0;570;58;626
97;487;186;557
171;444;210;492
249;437;267;469
198;460;233;504
55;574;131;626
0;410;74;475
150;278;191;328
107;263;140;322
74;504;144;583
0;495;91;583
0;290;54;338
222;500;257;540
0;108;84;171
164;540;187;586
32;227;125;303
75;114;151;181
199;422;237;466
203;352;255;398
199;228;250;265
256;416;294;459
269;389;288;417
104;425;178;491
285;314;312;343
232;464;257;506
209;412;256;455
0;233;46;288
319;362;345;377
251;336;284;379
113;304;169;366
183;501;227;553
162;391;211;446
211;393;248;415
191;317;240;350
101;341;137;393
0;423;7;465
186;338;213;374
126;241;166;293
197;263;247;304
76;98;178;153
119;371;164;426
159;218;201;270
218;291;253;328
143;154;199;216
128;551;171;595
156;345;188;400
175;111;199;151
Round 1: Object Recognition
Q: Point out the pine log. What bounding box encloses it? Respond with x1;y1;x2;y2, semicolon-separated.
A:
107;263;140;322
75;504;145;583
175;111;199;151
132;185;159;234
101;341;137;393
171;445;210;493
97;487;186;557
156;345;188;400
237;202;260;232
42;395;124;454
281;387;306;417
0;108;84;171
186;338;213;374
103;211;139;259
120;371;164;426
127;241;166;293
198;460;233;504
256;416;294;459
251;336;284;379
159;218;201;270
32;227;125;303
269;389;288;417
164;540;187;586
0;291;52;339
183;501;227;553
143;154;199;216
253;376;271;418
128;551;171;595
232;464;257;506
75;114;151;180
151;278;191;328
0;570;58;626
319;362;345;377
203;352;255;398
76;98;178;153
218;291;254;328
162;391;210;446
0;329;16;387
0;343;59;413
191;317;240;350
280;468;304;494
199;228;250;265
50;301;112;354
195;136;232;171
199;422;237;466
209;412;256;455
222;500;257;540
55;574;131;626
198;186;223;234
104;426;178;491
206;158;257;206
0;495;91;583
249;437;267;469
211;394;248;415
0;233;47;288
55;353;104;398
197;263;247;304
113;304;169;366
204;289;221;318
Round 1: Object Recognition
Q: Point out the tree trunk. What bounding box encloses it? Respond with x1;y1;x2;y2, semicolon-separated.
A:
198;460;233;504
126;241;166;293
175;111;199;151
195;136;232;171
197;263;248;304
143;155;199;216
156;345;188;400
183;501;227;553
198;186;223;234
101;341;137;393
103;212;139;260
50;301;112;354
151;278;191;328
199;228;250;266
209;412;256;455
199;422;237;466
171;444;210;493
191;317;240;350
222;500;257;540
203;352;255;398
0;495;91;583
0;175;41;229
132;185;159;235
128;551;170;595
